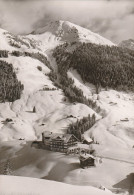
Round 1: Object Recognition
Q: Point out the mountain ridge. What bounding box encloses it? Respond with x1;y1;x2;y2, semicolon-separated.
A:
119;39;134;50
28;20;115;51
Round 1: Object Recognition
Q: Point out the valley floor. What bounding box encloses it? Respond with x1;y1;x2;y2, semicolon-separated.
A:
0;141;134;194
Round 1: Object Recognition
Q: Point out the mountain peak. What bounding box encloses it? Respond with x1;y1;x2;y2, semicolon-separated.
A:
31;20;115;46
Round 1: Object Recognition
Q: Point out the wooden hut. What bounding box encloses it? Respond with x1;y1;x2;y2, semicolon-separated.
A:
79;153;95;168
82;136;93;145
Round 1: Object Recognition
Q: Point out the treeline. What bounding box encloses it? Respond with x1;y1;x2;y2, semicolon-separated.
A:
67;114;96;141
53;42;134;92
48;70;100;112
52;48;101;113
7;33;37;49
0;60;24;102
61;73;100;112
0;50;8;58
11;51;51;70
9;35;29;49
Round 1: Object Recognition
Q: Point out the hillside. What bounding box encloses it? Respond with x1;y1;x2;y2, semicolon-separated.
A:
53;42;134;91
0;20;115;142
0;21;134;194
0;175;114;195
28;20;115;52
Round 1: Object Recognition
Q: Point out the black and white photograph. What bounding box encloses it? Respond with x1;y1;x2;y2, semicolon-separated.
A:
0;0;134;194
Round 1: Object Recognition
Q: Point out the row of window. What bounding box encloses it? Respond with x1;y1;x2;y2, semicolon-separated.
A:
50;148;67;152
52;145;64;149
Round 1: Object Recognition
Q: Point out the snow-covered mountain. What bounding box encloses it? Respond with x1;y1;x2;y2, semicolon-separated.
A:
0;20;116;142
119;39;134;50
32;20;114;44
0;20;134;194
28;20;115;51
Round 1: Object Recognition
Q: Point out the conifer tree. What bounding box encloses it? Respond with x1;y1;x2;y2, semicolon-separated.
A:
3;159;13;175
33;106;36;113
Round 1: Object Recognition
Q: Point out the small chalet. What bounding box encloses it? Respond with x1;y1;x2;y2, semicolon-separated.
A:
79;153;95;168
42;131;79;152
82;135;93;145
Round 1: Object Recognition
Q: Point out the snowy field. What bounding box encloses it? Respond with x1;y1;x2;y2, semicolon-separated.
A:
0;175;115;195
0;141;134;194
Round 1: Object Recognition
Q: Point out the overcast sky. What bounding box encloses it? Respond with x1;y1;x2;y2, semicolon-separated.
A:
0;0;134;43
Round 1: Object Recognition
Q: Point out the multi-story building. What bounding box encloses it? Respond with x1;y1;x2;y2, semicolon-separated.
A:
42;131;79;152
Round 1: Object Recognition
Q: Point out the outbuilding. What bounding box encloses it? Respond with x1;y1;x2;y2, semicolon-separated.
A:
79;153;95;168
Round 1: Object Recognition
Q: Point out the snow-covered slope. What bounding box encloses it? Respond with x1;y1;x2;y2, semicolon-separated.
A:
0;23;100;141
0;19;133;153
0;20;115;53
0;54;96;141
0;175;114;195
0;28;13;51
68;69;134;148
28;20;115;52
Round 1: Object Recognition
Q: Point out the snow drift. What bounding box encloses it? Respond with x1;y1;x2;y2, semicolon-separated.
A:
0;175;114;195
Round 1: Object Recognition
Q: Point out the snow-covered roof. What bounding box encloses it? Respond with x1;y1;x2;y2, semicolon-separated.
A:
67;143;92;151
79;153;95;161
83;135;93;143
42;131;79;143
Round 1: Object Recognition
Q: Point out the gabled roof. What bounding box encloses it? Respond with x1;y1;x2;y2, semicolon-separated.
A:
42;131;79;143
79;153;95;161
83;135;93;143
